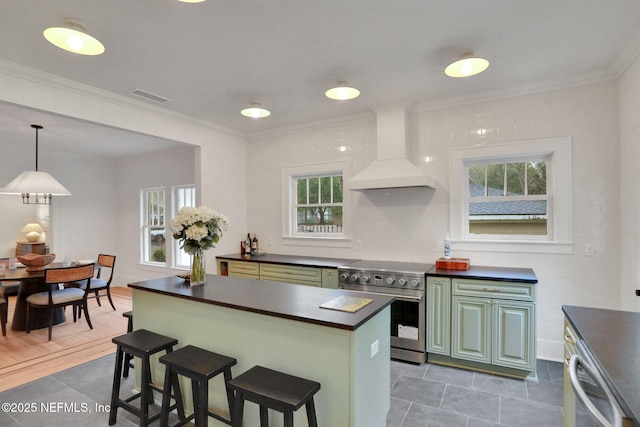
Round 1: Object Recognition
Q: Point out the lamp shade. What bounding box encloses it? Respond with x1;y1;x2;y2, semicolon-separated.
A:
0;171;71;196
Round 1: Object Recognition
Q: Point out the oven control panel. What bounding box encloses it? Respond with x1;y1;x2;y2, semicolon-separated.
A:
338;268;425;290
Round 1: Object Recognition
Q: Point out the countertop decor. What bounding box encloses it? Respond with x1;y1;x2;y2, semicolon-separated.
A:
17;253;56;271
171;206;229;285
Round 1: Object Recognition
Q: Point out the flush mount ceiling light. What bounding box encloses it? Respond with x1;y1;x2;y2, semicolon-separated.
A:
240;101;271;118
178;0;207;2
0;124;71;205
444;52;489;78
325;81;360;100
43;17;105;55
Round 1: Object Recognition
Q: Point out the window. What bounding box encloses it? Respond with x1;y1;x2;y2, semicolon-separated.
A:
467;158;548;236
294;174;343;235
141;184;196;267
282;161;351;247
172;185;196;268
449;138;572;253
142;188;166;264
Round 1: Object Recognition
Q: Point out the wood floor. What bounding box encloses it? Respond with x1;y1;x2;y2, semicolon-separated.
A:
0;286;132;392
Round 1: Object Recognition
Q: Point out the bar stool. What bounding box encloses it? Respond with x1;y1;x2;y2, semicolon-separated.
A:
159;345;237;427
109;329;184;427
227;365;320;427
122;311;134;377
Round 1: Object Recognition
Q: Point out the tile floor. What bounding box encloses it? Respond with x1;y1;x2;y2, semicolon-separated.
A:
0;354;566;426
388;359;566;427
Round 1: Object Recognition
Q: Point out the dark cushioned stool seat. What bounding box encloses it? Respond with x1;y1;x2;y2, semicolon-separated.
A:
159;345;237;427
109;329;183;427
227;365;320;427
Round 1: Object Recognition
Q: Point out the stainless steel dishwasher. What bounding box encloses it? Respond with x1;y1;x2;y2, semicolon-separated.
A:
567;338;633;427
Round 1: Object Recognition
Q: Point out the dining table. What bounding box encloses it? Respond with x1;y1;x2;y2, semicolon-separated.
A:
0;262;70;331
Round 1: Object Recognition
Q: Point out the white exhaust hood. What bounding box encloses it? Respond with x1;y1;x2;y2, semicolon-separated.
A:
346;107;435;190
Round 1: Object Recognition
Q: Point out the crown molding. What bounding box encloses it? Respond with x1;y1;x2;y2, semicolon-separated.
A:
0;59;243;138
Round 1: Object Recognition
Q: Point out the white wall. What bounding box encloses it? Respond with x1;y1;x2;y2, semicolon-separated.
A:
247;80;621;361
619;54;640;311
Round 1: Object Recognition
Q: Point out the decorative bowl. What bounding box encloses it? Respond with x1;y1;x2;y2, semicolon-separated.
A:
17;253;56;271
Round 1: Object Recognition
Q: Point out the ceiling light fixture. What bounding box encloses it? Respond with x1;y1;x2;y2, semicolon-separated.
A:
240;101;271;118
325;80;360;100
0;125;71;205
444;52;489;78
178;0;207;3
43;17;105;55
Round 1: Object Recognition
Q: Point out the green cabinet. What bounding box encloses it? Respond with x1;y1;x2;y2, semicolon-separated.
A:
217;258;338;288
426;277;451;355
259;263;322;287
451;278;536;371
227;260;260;279
427;274;536;376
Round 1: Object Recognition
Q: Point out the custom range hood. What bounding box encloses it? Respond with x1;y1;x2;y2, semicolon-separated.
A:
345;107;435;190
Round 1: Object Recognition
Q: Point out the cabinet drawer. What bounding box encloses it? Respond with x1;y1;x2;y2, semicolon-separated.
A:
259;263;322;284
228;261;260;277
452;279;534;301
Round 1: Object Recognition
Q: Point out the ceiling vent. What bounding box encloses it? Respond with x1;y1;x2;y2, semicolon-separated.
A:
128;88;172;104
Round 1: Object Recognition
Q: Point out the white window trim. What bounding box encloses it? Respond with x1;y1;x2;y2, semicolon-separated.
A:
171;184;196;269
449;137;572;254
141;187;166;266
281;160;352;248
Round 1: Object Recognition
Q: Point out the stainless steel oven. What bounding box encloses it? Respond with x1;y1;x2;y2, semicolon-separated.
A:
568;339;633;427
338;260;432;364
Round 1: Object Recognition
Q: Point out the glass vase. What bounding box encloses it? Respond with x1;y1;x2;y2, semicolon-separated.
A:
190;248;206;286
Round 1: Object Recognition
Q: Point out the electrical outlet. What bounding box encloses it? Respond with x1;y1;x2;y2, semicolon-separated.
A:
370;340;379;358
267;237;273;247
355;240;363;250
585;243;595;256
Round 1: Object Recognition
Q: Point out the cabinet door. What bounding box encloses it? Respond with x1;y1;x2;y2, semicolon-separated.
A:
259;264;322;287
228;260;260;279
322;268;339;289
492;300;535;370
452;296;491;364
426;277;451;355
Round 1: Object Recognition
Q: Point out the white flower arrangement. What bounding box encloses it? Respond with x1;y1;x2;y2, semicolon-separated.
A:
170;206;230;255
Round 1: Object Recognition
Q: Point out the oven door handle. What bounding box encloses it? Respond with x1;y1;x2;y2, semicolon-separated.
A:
569;353;623;427
342;288;423;302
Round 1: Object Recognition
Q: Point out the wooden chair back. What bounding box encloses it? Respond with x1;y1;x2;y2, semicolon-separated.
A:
45;264;95;286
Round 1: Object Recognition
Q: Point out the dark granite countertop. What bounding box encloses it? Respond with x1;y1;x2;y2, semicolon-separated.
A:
427;265;538;283
128;274;394;331
563;305;640;424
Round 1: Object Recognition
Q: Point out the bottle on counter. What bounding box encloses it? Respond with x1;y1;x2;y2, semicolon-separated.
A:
245;233;252;256
444;232;451;259
240;240;246;256
251;234;259;255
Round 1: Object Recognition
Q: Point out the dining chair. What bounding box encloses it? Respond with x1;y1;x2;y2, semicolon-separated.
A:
0;297;7;336
0;258;20;301
66;254;117;311
26;264;95;341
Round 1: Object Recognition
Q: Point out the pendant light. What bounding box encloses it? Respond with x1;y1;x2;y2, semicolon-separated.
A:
325;80;360;100
240;101;271;118
0;125;71;205
445;52;490;78
43;17;105;56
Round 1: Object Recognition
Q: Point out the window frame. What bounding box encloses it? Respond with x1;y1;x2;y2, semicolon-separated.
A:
141;187;166;266
171;184;196;269
449;137;572;254
282;160;352;248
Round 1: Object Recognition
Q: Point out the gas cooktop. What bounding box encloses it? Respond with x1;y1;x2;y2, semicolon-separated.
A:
338;260;434;275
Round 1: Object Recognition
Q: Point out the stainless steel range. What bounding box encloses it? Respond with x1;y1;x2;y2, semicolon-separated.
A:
338;260;433;363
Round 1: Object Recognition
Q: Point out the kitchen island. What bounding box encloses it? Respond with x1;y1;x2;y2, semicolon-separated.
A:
128;274;394;427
